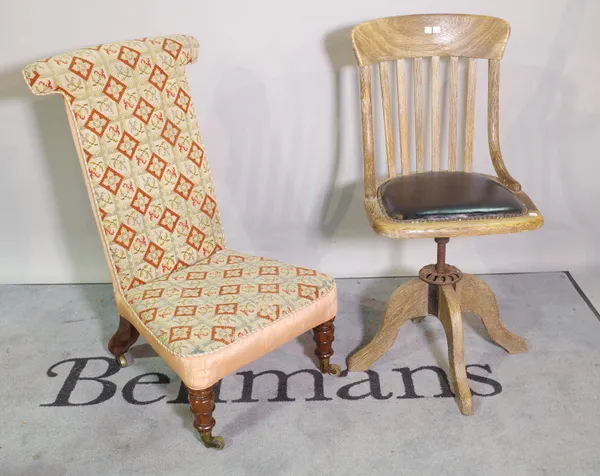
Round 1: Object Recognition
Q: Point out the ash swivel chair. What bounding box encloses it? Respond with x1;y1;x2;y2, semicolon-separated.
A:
23;35;340;449
346;14;543;414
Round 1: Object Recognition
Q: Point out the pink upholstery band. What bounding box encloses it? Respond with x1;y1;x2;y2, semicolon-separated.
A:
118;285;338;389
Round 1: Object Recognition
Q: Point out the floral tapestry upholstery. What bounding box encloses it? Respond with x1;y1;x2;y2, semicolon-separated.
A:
23;35;226;292
23;35;338;388
125;249;336;356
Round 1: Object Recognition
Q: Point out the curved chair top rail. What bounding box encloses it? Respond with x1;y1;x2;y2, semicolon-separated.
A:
23;35;199;99
352;14;510;66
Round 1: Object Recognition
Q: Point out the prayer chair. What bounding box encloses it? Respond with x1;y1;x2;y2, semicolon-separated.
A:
23;35;340;449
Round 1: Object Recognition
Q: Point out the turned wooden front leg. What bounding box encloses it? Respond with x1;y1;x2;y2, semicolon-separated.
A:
312;318;342;375
313;318;334;368
188;386;216;434
188;385;225;449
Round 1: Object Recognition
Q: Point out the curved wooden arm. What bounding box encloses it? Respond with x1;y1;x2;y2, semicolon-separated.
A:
488;60;521;192
359;65;377;198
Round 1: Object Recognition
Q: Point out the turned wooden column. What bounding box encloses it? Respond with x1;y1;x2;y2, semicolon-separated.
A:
188;386;216;434
312;318;342;375
188;385;225;449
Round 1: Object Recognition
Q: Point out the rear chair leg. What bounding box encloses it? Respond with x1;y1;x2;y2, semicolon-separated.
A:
312;317;342;376
188;386;225;450
108;316;140;368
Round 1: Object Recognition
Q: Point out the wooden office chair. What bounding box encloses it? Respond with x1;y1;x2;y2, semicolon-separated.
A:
23;35;340;449
346;14;543;415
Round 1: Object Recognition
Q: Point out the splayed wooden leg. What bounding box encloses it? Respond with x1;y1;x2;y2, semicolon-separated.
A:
348;236;527;415
348;279;428;371
438;285;474;416
458;274;527;354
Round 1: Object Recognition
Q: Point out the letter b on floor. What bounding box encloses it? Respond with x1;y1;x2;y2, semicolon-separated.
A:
41;357;120;407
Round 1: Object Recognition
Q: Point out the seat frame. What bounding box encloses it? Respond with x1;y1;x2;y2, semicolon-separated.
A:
346;14;542;415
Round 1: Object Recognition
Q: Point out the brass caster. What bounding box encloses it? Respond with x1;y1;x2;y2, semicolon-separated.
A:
116;355;128;368
327;364;342;376
200;433;225;450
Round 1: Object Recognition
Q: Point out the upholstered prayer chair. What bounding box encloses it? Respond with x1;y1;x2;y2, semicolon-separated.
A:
346;15;543;415
23;35;340;449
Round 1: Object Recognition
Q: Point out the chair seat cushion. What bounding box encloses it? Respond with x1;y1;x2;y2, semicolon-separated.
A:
378;171;526;221
124;249;337;388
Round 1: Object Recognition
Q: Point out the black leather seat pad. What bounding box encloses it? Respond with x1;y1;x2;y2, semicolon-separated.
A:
378;171;525;221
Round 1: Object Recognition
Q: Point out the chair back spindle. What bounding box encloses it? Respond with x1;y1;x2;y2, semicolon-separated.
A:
396;59;410;174
430;55;441;171
448;56;459;171
360;65;377;198
463;58;477;172
379;62;396;177
413;57;425;173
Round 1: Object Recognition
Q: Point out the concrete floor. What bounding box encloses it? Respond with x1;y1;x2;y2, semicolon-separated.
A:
1;272;599;476
570;269;600;313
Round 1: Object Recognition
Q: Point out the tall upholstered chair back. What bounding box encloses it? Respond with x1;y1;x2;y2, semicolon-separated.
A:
23;36;225;293
352;14;521;200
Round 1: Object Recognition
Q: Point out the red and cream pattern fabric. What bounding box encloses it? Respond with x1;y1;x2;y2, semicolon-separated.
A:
23;35;226;292
22;36;338;379
125;249;336;356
